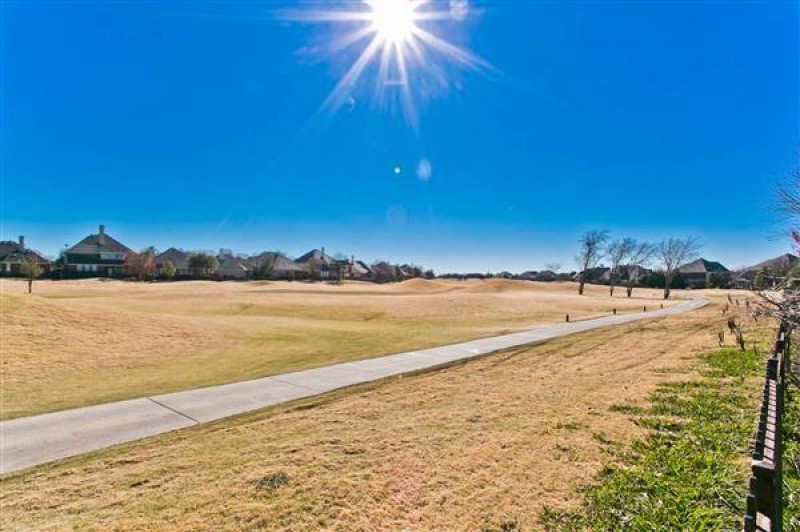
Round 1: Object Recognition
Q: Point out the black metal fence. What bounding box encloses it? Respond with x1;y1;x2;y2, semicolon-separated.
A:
744;323;791;532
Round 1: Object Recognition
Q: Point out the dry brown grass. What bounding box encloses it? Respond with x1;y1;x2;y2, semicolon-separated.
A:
1;278;677;419
0;300;751;531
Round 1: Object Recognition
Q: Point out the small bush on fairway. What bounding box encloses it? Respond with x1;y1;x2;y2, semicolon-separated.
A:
255;472;290;491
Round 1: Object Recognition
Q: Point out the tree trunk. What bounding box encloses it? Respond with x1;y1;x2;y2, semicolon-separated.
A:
626;284;633;297
27;279;32;294
578;279;585;295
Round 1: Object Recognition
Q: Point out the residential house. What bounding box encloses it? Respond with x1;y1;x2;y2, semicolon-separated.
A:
154;248;191;277
295;248;340;280
581;267;611;284
399;265;415;279
64;225;132;277
532;270;558;282
556;272;576;282
351;260;373;280
217;255;250;280
371;261;400;282
247;251;308;280
0;236;52;276
736;254;799;289
678;258;730;288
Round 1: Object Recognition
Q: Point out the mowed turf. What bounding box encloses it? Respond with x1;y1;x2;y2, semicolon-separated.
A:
0;300;747;530
2;278;675;419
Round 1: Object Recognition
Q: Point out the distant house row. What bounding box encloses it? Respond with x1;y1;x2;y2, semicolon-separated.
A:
0;225;428;282
443;256;798;290
554;256;797;290
2;225;796;288
573;259;733;289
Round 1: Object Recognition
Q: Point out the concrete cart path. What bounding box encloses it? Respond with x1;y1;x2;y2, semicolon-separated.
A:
1;298;708;475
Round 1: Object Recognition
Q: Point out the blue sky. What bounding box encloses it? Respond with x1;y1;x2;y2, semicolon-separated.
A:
2;1;798;272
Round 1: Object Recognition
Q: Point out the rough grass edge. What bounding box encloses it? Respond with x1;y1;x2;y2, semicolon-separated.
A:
784;357;800;531
539;345;764;531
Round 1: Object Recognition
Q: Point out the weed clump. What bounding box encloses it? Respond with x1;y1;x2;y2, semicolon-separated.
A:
255;472;290;491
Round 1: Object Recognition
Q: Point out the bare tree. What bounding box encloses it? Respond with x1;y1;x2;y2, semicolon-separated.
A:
623;241;657;297
777;167;800;251
20;254;43;294
759;166;800;327
657;237;702;300
607;238;634;297
576;230;609;295
124;248;156;280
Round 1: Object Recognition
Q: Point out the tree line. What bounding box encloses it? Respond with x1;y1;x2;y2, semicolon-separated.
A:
576;231;701;300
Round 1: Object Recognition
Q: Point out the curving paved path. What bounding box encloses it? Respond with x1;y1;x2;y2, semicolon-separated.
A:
0;298;707;475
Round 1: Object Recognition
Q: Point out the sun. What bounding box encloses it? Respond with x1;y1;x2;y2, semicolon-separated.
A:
367;0;418;44
282;0;492;124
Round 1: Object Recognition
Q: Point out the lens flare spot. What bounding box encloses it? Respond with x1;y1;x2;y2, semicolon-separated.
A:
416;158;432;181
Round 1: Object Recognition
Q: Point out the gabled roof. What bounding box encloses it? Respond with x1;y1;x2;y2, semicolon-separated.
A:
154;248;190;267
0;249;51;264
679;258;729;274
744;254;799;273
0;241;21;259
354;260;373;274
249;252;307;272
295;249;335;265
218;257;249;272
66;230;132;255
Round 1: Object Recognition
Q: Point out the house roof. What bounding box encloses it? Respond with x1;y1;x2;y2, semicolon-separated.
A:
744;254;799;274
0;241;21;259
218;257;249;272
353;261;373;274
249;252;307;272
0;249;51;264
154;248;190;268
295;249;335;265
679;258;729;275
66;230;132;255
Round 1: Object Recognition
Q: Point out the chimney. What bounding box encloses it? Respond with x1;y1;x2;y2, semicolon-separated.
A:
321;247;325;258
18;236;25;250
98;224;106;246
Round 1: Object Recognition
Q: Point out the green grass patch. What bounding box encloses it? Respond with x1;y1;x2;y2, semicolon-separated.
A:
784;375;800;531
541;347;763;531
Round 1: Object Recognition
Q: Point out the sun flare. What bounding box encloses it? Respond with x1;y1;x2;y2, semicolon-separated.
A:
368;0;417;44
283;0;492;124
